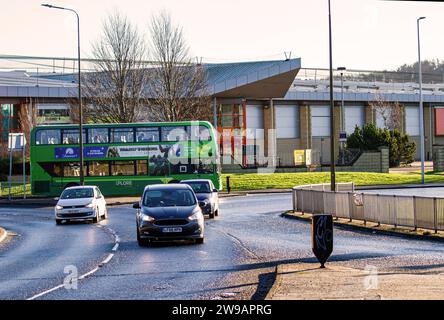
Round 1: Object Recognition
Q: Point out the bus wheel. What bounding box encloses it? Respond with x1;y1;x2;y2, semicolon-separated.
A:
64;182;79;189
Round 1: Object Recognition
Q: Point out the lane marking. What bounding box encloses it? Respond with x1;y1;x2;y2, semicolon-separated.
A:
27;284;65;300
101;253;114;265
26;223;120;300
78;267;99;280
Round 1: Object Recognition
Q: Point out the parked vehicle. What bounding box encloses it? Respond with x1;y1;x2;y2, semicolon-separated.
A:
54;186;108;224
180;179;219;219
134;184;205;246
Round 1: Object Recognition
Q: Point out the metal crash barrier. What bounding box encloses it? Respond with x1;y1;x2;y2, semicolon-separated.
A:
292;182;443;232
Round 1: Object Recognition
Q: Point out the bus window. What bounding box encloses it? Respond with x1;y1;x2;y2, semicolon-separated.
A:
136;128;159;142
38;162;62;177
63;162;85;177
36;129;60;145
111;128;134;143
62;129;86;144
111;161;135;176
136;160;148;175
88;128;109;144
88;161;109;176
186;125;212;141
199;126;212;141
161;126;189;142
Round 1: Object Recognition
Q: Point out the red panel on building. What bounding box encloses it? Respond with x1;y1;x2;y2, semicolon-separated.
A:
435;108;444;136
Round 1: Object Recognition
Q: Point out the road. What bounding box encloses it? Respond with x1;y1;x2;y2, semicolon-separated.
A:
0;193;443;300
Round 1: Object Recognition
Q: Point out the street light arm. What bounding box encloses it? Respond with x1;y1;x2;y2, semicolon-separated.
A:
42;3;83;185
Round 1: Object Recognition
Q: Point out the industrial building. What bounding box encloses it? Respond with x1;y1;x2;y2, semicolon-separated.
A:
2;57;444;171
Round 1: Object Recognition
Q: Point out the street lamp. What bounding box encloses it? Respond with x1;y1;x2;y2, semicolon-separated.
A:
417;16;426;184
337;66;346;165
328;0;336;191
42;4;84;185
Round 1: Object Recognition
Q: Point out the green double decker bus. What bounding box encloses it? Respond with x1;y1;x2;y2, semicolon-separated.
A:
30;121;221;196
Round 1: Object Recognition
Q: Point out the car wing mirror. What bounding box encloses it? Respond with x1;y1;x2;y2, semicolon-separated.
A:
133;202;141;209
54;197;59;201
212;188;218;193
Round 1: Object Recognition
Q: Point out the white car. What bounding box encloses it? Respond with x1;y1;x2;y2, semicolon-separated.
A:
54;186;108;225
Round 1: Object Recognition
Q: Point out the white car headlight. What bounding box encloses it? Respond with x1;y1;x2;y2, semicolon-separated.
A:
188;210;203;221
55;205;63;210
86;203;95;208
142;214;155;222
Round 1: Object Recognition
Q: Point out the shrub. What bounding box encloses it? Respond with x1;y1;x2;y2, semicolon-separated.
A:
346;123;416;167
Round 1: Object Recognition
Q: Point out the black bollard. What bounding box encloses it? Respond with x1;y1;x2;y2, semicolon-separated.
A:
312;214;333;268
226;176;231;194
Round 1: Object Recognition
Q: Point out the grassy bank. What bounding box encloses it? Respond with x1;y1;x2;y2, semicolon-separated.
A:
221;171;444;191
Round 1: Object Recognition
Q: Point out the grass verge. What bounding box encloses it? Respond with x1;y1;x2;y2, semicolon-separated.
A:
221;171;444;191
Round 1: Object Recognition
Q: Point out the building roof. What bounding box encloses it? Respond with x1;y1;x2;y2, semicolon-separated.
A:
0;70;77;98
30;58;301;99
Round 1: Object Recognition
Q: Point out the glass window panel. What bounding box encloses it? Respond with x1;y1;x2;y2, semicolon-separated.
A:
136;128;159;142
111;161;135;176
186;125;212;141
136;160;148;176
63;162;85;177
88;161;109;176
62;129;83;144
88;128;109;143
161;126;189;141
111;128;134;143
36;129;61;145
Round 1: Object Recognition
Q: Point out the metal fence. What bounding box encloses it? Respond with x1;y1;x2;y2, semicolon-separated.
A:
0;181;29;199
292;183;444;232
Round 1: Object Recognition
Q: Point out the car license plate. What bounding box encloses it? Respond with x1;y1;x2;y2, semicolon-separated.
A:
67;210;77;214
162;227;182;233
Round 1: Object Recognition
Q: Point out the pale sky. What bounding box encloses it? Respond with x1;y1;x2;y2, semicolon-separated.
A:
1;0;443;70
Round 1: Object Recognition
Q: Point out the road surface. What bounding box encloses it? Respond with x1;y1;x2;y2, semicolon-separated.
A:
0;193;443;299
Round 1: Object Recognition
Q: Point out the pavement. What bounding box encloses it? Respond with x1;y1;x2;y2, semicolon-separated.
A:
389;160;433;173
266;262;444;300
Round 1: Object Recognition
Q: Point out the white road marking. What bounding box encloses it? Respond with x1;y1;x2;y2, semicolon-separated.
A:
78;267;99;280
26;223;120;300
101;253;114;265
27;284;65;300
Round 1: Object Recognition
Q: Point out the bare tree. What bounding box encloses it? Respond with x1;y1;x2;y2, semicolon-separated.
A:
82;12;149;123
371;92;403;131
147;11;211;122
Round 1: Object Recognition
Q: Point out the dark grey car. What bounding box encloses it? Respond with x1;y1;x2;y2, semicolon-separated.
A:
180;179;219;219
134;184;205;246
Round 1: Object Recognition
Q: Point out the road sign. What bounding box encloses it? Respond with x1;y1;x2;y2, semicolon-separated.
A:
312;214;333;268
8;133;26;151
339;131;347;142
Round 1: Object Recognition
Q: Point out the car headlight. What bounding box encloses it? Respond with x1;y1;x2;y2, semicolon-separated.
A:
188;210;203;221
199;200;210;207
86;203;95;208
55;205;63;210
141;214;155;222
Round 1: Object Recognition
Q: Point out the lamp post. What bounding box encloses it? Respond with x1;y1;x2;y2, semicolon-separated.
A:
337;67;346;165
328;0;336;191
417;16;426;184
42;4;84;185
